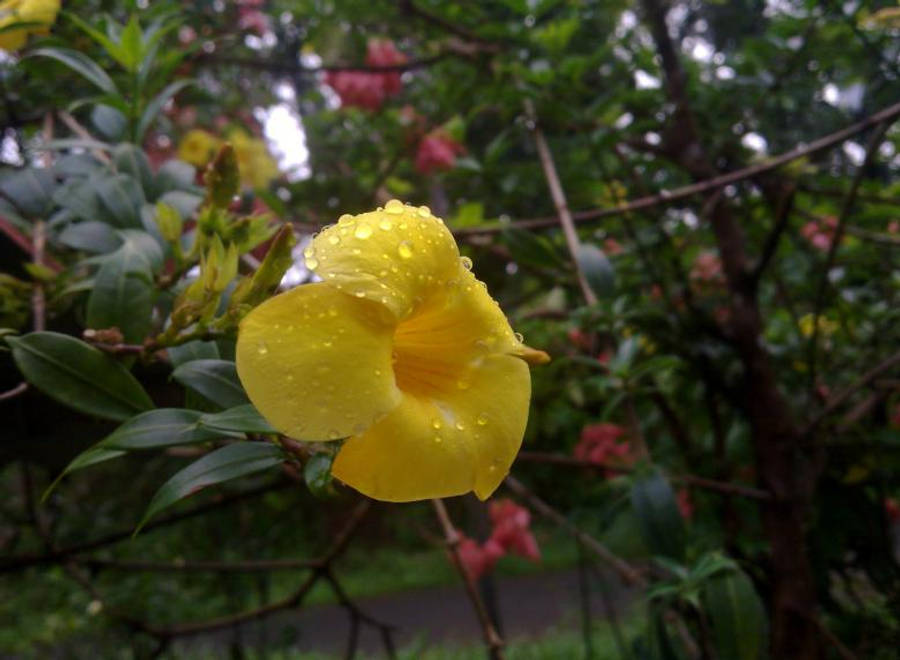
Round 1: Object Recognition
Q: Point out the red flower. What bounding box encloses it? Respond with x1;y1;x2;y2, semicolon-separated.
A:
488;499;541;561
365;39;406;95
690;251;723;283
885;498;900;524
415;132;464;175
676;488;694;521
801;216;839;252
888;220;899;235
325;39;406;111
891;403;900;429
457;534;499;581
574;423;633;475
604;237;623;256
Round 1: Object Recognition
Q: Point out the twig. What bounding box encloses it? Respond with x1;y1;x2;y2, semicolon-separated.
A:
30;219;46;332
431;498;506;659
0;382;28;401
398;0;502;49
803;349;900;436
516;452;772;500
751;182;796;283
524;99;597;305
503;475;645;586
807;120;893;396
57;111;111;164
198;52;453;74
80;557;319;573
452;100;900;237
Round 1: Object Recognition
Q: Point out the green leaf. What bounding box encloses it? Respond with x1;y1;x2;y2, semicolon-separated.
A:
94;174;146;228
136;79;195;143
43;446;127;500
57;221;122;254
503;227;568;271
199;404;276;434
91;104;127;142
6;332;153;421
118;15;144;73
576;243;615;298
52;179;102;222
100;408;222;450
304;453;336;498
701;568;768;660
630;469;686;562
172;359;249;409
64;11;127;67
0;168;55;218
27;47;119;95
167;339;220;367
136;442;284;532
112;144;154;195
155;160;196;192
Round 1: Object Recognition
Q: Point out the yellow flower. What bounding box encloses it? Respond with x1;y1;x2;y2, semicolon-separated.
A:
798;313;838;338
177;129;221;168
228;130;279;190
0;0;60;51
236;200;548;502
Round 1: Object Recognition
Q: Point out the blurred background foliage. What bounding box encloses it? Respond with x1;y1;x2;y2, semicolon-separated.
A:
2;0;900;658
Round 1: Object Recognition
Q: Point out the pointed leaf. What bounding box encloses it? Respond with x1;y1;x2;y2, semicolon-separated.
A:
100;408;222;450
27;47;118;95
631;469;686;562
137;442;284;531
136;79;195;143
199;404;276;434
701;568;768;660
172;359;249;409
57;221;122;254
6;332;153;421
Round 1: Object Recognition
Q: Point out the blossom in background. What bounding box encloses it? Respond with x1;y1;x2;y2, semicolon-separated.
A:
325;38;406;111
891;403;900;428
0;0;59;51
801;215;839;252
677;488;694;521
457;534;505;581
885;498;900;524
603;237;623;256
489;498;541;561
228;129;279;190
690;251;723;283
177;129;221;168
574;423;633;475
236;200;549;502
797;313;838;339
415;131;464;175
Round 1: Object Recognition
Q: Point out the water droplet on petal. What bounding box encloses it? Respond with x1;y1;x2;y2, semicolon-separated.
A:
328;234;341;245
355;291;367;298
460;256;473;271
417;205;431;217
514;332;524;343
431;418;442;429
305;257;319;269
456;378;471;390
397;241;413;259
385;199;405;214
455;421;465;431
355;223;373;239
476;413;489;426
257;341;269;355
338;214;354;225
303;246;314;258
328;429;341;440
323;340;332;348
433;435;442;443
379;219;393;231
328;308;338;317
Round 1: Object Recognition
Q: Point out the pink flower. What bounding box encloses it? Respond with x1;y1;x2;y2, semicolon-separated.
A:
365;39;406;95
238;8;270;35
891;403;900;429
457;534;497;581
888;221;899;235
488;499;541;561
676;488;694;521
325;39;406;111
604;237;623;256
690;251;723;283
415;132;464;175
885;498;900;524
574;424;633;475
801;216;839;252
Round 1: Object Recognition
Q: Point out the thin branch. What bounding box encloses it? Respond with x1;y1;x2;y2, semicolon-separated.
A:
30;219;46;332
80;557;319;573
524;99;597;305
452;100;900;237
197;52;454;75
398;0;502;49
431;498;506;659
516;452;772;501
0;382;28;401
803;349;900;436
503;475;646;586
751;182;796;283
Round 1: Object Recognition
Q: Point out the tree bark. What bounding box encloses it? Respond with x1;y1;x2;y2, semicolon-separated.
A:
639;0;822;656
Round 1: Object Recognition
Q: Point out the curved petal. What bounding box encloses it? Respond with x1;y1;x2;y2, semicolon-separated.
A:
236;282;402;441
306;200;460;320
332;353;531;502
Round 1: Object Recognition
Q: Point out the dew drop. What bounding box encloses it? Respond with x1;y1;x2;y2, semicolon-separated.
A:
355;290;367;298
328;429;341;440
456;378;471;390
385;199;405;214
303;246;314;258
460;256;473;271
514;332;524;343
379;219;393;231
256;341;269;355
305;257;319;269
397;241;413;259
417;205;431;217
338;214;354;225
455;421;466;431
323;340;333;348
328;308;338;317
374;369;382;376
476;413;489;426
328;234;341;245
433;435;443;443
431;418;443;430
355;223;373;239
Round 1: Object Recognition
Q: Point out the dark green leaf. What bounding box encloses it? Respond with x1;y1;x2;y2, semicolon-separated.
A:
502;227;567;271
113;144;154;194
27;47;119;95
94;174;145;228
167;339;220;367
631;469;686;561
136;79;195;143
304;453;336;498
701;568;768;660
91;105;127;142
6;332;153;421
155;160;196;192
100;408;222;450
172;359;249;409
137;442;284;531
57;221;122;254
576;243;615;298
0;168;55;218
199;404;276;434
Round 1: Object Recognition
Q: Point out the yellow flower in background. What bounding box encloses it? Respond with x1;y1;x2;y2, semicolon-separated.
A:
798;313;838;338
177;129;221;168
228;130;279;190
0;0;60;51
236;200;549;502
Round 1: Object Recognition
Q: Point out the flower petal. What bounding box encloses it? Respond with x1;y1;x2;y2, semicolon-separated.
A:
332;353;530;502
235;282;401;441
307;200;460;320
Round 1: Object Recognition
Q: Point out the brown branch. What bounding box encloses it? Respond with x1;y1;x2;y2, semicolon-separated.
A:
431;498;506;659
503;475;645;586
30;219;46;332
516;452;772;500
197;52;454;75
398;0;502;50
80;557;319;573
525;99;597;305
0;382;28;401
803;349;900;436
751;182;796;282
452;99;900;237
